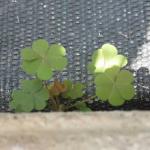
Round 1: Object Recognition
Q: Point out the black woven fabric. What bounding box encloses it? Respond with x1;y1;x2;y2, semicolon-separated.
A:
0;0;150;111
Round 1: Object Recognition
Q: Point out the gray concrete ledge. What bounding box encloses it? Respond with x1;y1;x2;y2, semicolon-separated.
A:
0;111;150;150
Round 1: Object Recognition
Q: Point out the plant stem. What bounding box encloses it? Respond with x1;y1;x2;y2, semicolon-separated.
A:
50;97;58;111
82;95;97;102
44;81;59;111
64;95;97;110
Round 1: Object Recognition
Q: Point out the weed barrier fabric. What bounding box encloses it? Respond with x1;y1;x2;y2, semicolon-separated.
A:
0;0;150;112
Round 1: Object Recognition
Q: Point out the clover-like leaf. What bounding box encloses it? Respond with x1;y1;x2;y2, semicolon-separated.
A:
88;43;127;73
95;66;135;106
62;80;85;99
22;59;41;75
10;90;34;112
21;39;68;80
32;39;49;56
10;79;49;112
20;79;43;92
21;47;39;60
75;102;92;112
48;44;66;56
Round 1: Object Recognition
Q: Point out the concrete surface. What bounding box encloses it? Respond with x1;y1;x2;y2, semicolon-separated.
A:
0;112;150;150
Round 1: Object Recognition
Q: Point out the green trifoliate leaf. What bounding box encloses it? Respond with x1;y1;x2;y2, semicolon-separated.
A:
20;79;43;92
10;79;49;112
10;91;34;112
48;44;66;56
75;102;92;112
22;59;41;75
48;56;67;70
112;55;127;68
21;47;39;61
21;39;68;80
102;43;118;55
116;70;135;100
34;88;50;110
62;80;85;99
88;43;128;73
32;39;49;56
47;44;67;70
37;63;53;80
10;90;34;112
95;66;135;106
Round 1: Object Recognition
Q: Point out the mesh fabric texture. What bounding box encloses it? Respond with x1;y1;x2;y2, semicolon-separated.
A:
0;0;150;111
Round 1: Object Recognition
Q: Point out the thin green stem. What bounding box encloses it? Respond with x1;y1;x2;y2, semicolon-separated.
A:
64;95;97;110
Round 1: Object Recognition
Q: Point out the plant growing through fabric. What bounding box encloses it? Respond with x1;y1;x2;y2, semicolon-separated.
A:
10;39;89;112
10;40;135;112
88;44;135;106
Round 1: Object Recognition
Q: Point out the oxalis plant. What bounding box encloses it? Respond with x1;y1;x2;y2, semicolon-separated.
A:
88;44;135;106
10;39;135;112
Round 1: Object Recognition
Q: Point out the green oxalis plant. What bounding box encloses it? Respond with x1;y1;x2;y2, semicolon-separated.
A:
10;39;135;112
88;44;135;106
